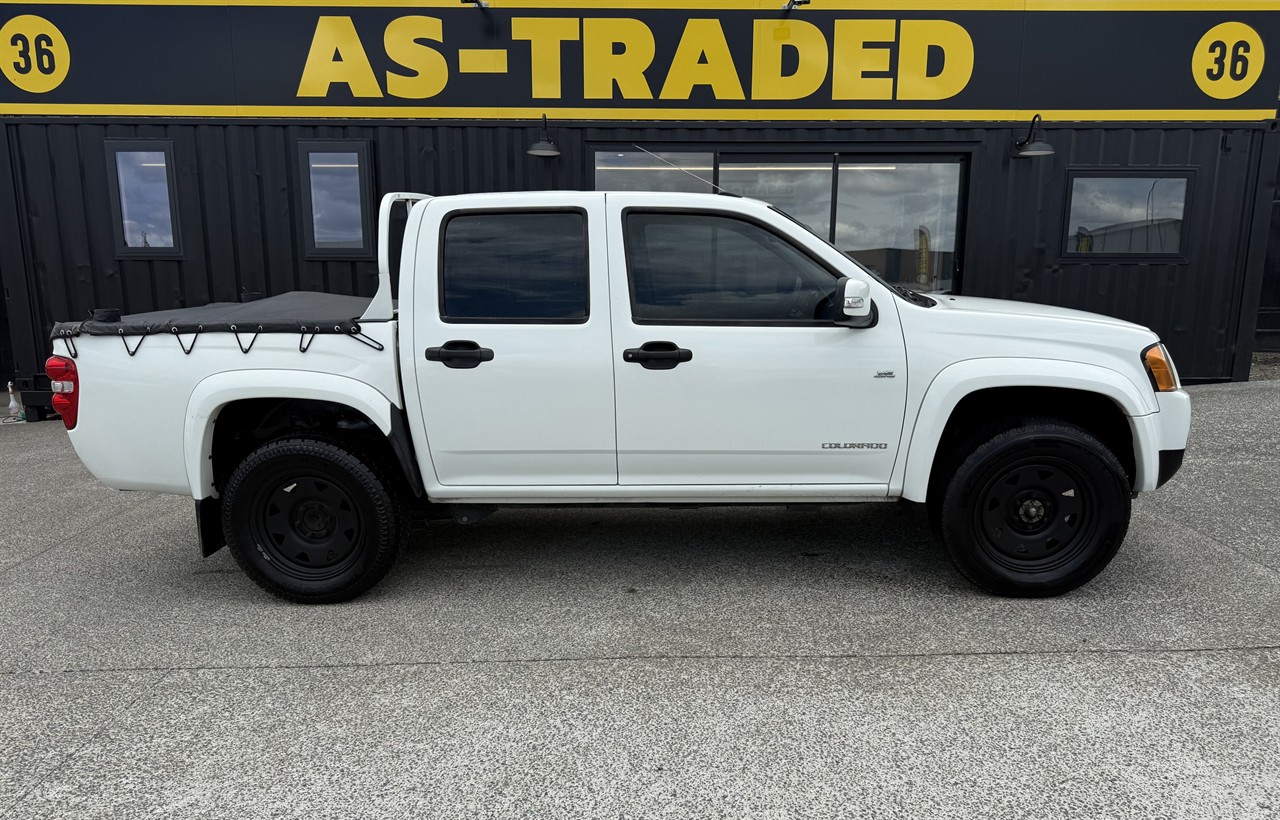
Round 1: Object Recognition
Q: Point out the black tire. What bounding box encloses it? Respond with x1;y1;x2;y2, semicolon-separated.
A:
938;419;1131;597
222;437;406;604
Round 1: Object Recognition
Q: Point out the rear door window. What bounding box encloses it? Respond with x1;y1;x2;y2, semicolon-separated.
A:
441;211;588;323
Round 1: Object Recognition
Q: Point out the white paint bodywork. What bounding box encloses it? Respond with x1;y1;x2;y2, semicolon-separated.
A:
62;190;1191;509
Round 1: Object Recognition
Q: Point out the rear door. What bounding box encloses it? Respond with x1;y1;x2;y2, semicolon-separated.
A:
410;194;617;486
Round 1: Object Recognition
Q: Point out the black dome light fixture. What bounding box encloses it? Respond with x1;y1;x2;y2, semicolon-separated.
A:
1014;113;1055;157
527;114;561;158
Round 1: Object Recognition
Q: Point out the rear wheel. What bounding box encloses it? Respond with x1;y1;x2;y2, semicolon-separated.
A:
937;419;1130;597
222;437;405;604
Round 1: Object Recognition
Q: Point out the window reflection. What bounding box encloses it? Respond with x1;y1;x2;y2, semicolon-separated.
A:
836;162;961;293
718;159;833;239
1067;177;1187;255
442;212;588;322
594;151;714;193
308;151;363;249
115;151;175;248
626;212;837;323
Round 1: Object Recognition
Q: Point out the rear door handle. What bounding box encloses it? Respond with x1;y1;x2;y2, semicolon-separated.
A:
623;341;693;370
425;340;494;369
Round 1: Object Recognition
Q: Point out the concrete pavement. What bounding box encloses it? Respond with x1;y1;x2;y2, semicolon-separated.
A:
1;381;1278;818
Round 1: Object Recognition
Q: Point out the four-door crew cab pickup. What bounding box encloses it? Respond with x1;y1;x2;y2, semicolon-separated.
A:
48;191;1191;603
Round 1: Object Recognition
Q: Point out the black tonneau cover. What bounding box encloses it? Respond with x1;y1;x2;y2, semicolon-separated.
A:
52;291;374;337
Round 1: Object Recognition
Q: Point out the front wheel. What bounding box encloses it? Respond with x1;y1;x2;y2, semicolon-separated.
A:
938;420;1131;597
222;438;406;604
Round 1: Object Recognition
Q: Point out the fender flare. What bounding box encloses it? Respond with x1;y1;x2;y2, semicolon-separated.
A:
896;358;1156;502
184;370;397;500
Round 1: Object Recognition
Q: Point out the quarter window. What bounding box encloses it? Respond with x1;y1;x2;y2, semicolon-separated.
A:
105;140;181;257
441;211;588;323
624;212;839;324
299;140;374;258
1065;174;1190;256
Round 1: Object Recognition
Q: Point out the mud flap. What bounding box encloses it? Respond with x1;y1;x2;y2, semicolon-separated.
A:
195;497;226;557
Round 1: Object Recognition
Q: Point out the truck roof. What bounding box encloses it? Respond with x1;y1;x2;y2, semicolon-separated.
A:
425;190;761;209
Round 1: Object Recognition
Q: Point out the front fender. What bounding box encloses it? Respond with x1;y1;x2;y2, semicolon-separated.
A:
184;370;396;500
897;358;1156;502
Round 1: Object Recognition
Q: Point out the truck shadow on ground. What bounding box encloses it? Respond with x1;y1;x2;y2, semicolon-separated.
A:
386;501;963;598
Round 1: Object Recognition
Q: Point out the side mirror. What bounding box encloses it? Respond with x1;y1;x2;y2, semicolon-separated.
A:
835;278;876;328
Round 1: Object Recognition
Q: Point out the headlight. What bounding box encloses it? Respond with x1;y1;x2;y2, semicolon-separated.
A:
1141;342;1179;392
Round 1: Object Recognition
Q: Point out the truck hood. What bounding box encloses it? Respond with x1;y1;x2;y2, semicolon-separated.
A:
897;292;1163;373
928;294;1146;331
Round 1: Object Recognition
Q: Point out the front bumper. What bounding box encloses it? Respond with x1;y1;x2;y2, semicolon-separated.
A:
1157;449;1185;488
1131;389;1191;493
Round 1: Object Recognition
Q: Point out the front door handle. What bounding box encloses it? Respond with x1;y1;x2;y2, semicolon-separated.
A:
425;340;494;369
623;341;693;370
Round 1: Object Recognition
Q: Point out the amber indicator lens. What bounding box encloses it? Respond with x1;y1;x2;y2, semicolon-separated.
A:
1143;344;1177;392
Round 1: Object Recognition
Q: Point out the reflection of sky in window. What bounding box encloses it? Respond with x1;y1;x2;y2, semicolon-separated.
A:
719;161;833;238
1067;177;1186;233
116;151;174;248
309;152;363;248
594;151;714;192
835;163;961;253
443;213;587;320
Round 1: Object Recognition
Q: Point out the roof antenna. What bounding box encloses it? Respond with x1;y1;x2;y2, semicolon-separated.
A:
629;144;733;195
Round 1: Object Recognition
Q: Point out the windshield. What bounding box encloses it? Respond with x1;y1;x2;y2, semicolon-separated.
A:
767;205;935;307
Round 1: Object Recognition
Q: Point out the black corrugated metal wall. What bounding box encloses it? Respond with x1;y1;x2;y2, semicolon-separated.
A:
1;119;1275;385
1256;147;1280;351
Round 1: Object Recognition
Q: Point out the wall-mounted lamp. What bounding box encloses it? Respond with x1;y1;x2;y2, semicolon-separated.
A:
1014;114;1055;157
527;114;561;158
782;0;811;9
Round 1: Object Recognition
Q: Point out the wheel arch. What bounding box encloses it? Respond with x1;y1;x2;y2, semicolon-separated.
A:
899;359;1156;503
184;371;421;505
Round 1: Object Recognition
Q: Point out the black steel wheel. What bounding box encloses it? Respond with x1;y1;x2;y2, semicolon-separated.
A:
222;438;405;604
938;419;1130;597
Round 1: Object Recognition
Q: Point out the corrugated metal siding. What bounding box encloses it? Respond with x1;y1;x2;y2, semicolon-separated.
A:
0;120;1270;382
0;289;11;384
1255;143;1280;351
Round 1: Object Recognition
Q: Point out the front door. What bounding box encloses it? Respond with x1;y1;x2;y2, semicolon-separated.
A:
411;195;617;486
606;197;908;487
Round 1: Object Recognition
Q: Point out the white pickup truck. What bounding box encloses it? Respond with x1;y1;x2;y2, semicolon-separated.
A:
48;191;1190;604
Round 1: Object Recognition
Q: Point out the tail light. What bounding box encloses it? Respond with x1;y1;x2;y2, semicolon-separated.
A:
45;356;79;430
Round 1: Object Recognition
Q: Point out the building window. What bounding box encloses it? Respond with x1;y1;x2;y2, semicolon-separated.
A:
1064;174;1190;257
595;149;964;293
441;211;588;323
594;151;714;193
836;161;963;293
299;140;374;258
105;140;181;258
719;155;834;239
624;211;838;324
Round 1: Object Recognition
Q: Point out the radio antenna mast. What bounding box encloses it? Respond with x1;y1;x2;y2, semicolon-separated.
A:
629;144;731;194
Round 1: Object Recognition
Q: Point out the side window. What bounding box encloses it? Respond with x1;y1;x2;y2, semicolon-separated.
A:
105;140;181;258
624;212;839;324
441;211;588;323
